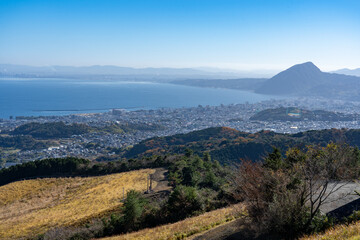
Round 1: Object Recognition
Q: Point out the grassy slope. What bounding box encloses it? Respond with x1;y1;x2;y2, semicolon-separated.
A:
99;204;245;240
0;169;156;240
301;221;360;240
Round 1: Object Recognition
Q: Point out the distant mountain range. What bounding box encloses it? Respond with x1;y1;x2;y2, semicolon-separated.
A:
2;62;360;100
332;68;360;77
0;64;251;80
0;64;209;75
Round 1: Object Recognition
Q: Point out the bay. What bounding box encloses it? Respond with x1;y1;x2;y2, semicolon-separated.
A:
0;78;278;119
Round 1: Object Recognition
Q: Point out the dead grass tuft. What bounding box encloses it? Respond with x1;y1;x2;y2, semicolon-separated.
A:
301;221;360;240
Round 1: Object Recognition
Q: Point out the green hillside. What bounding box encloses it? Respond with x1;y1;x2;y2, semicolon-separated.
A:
119;127;360;164
250;107;357;121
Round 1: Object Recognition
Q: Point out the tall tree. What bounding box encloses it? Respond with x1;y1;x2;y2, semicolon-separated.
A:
122;190;147;231
264;147;282;170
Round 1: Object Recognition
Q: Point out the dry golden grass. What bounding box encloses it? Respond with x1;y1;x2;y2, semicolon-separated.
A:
100;204;245;240
301;221;360;240
0;169;156;240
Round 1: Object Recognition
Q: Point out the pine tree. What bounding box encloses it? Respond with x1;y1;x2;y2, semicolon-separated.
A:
264;147;282;170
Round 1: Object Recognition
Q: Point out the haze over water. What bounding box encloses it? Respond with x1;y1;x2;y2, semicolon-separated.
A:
0;78;278;119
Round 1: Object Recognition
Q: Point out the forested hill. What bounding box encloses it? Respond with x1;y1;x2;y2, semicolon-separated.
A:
250;107;358;121
9;121;165;140
10;122;91;139
120;127;360;164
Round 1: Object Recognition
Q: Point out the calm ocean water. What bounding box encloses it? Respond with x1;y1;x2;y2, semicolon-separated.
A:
0;78;277;119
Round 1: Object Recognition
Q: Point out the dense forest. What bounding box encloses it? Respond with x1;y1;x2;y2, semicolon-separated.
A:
119;127;360;164
0;151;229;188
0;157;91;185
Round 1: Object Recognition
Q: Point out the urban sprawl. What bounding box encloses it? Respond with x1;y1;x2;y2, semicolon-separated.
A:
2;97;360;165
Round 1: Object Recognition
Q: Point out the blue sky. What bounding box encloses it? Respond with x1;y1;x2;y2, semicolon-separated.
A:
0;0;359;71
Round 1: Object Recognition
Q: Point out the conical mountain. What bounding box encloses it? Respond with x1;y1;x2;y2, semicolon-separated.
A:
255;62;325;95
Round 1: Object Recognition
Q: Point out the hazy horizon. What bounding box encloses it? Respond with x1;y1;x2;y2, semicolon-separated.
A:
0;62;357;76
1;0;359;72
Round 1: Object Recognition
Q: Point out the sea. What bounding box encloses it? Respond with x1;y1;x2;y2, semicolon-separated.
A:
0;78;278;119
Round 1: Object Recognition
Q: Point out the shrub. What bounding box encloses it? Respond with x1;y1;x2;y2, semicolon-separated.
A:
167;185;204;221
233;144;360;238
102;189;148;235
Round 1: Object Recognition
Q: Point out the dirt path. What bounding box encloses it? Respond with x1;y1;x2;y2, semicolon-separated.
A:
191;218;256;240
151;168;171;193
144;168;172;201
